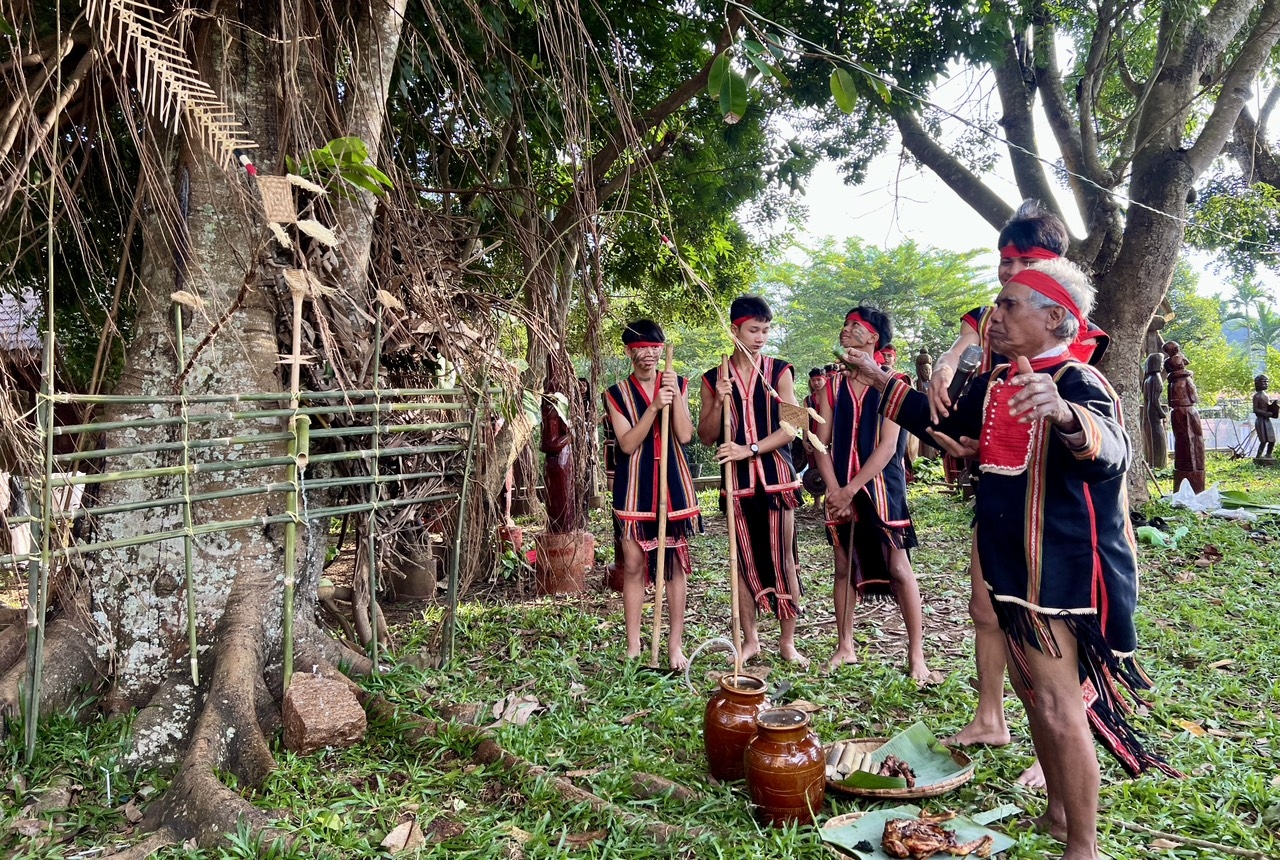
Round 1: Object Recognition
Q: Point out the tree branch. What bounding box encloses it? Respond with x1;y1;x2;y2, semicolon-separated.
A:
581;4;748;197
991;33;1061;213
1031;20;1096;220
1186;0;1280;177
891;105;1013;230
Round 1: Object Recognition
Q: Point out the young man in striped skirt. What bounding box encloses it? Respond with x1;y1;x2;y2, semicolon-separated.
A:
604;320;701;670
697;296;808;667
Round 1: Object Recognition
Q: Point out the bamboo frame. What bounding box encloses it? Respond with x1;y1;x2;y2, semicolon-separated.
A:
442;380;487;668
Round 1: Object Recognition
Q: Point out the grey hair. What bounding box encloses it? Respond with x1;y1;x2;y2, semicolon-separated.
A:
1020;257;1095;341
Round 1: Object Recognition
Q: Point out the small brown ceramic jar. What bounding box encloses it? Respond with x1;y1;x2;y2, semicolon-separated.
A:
743;707;825;827
702;674;768;781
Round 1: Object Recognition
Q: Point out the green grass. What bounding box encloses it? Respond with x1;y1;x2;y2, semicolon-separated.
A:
3;455;1278;858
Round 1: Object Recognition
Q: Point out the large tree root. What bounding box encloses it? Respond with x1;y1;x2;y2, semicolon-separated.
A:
0;614;106;731
367;698;695;845
0;623;26;676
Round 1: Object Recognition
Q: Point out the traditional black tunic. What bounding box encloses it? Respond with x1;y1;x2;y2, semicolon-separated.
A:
605;375;702;581
825;372;917;600
880;359;1178;778
702;356;803;619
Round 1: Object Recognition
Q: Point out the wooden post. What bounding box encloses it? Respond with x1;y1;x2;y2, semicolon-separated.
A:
648;344;674;668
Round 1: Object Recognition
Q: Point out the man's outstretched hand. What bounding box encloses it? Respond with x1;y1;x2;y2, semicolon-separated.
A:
1008;355;1076;429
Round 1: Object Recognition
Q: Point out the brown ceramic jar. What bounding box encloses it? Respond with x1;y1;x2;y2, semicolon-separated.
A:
743;707;825;827
703;674;768;780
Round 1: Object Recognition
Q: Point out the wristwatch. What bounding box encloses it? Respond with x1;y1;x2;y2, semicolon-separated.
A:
749;443;760;458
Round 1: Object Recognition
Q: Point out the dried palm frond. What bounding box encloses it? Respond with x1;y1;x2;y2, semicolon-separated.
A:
82;0;257;166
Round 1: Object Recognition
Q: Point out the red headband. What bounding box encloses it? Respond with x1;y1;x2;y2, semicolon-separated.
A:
625;341;664;349
1007;269;1086;330
999;244;1059;261
845;311;878;338
732;315;759;327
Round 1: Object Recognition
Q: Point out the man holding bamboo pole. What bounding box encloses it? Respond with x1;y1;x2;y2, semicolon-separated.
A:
698;296;808;667
604;321;701;670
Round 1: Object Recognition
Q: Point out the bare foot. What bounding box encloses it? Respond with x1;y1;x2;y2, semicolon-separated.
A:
906;657;942;686
944;720;1011;748
1030;811;1066;842
779;644;810;668
669;648;688;672
825;646;858;673
737;641;762;663
625;644;642;661
1018;760;1047;790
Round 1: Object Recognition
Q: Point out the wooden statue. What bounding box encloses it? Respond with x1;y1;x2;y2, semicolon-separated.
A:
1253;374;1277;461
1141;353;1168;469
1162;341;1205;493
914;348;938;460
541;370;580;534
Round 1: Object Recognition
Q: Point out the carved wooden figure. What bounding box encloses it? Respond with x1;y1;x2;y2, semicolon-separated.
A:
1162;341;1205;493
1253;374;1277;461
1141;353;1168;469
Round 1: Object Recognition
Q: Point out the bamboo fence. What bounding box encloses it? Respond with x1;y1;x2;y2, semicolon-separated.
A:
5;380;493;760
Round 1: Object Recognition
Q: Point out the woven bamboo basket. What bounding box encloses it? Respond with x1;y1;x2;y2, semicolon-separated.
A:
822;738;973;800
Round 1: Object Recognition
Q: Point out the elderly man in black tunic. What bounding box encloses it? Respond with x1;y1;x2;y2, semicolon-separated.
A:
841;257;1177;860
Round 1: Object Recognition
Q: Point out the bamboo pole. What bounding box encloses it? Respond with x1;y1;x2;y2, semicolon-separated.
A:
25;5;59;761
0;491;464;569
648;345;674;669
20;483;41;761
721;355;742;681
443;380;487;668
282;272;308;692
24;8;58;757
173;303;199;685
282;416;309;693
53;401;473;436
368;316;383;668
50;386;489;405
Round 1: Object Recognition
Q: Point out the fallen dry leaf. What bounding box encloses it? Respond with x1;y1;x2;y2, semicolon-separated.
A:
381;819;426;852
1208;659;1235;670
1150;838;1181;849
490;693;544;728
507;825;535;844
786;699;822;713
1175;720;1207;736
618;709;651;726
121;799;144;824
564;768;602;778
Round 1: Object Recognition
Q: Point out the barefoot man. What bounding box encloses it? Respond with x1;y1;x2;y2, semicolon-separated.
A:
844;258;1178;860
813;306;933;682
605;320;701;670
698;296;808;667
928;200;1108;788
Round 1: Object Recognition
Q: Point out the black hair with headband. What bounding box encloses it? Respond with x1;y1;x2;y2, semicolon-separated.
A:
621;319;665;346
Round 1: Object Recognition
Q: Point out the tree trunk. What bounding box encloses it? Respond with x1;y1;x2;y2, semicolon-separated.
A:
1094;148;1195;503
1;4;393;848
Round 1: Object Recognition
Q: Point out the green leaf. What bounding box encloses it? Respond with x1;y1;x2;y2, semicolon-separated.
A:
741;39;765;57
338;171;387;196
830;68;858;114
867;74;892;104
746;53;789;87
0;14;16;39
707;52;729;100
720;71;747;124
319;136;370;163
